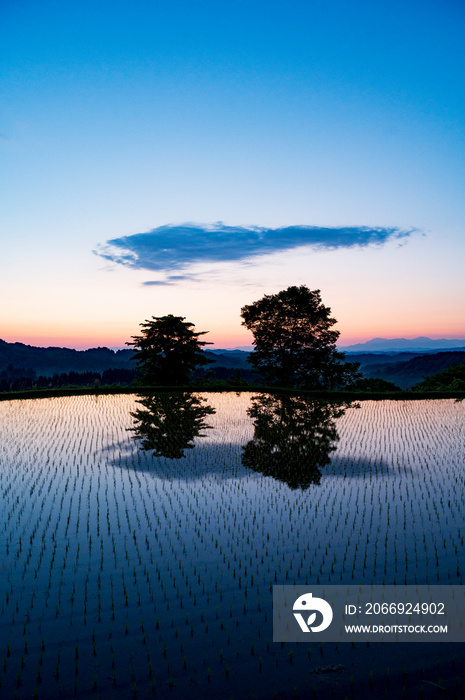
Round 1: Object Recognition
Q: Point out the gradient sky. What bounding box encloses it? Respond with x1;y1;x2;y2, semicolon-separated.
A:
1;0;464;348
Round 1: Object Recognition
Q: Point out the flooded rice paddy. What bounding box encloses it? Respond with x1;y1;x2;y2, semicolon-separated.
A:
0;392;464;699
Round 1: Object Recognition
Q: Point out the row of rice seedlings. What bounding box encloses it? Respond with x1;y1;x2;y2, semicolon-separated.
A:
0;393;463;697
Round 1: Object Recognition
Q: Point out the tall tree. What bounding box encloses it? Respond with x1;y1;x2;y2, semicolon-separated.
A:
128;315;212;385
241;285;359;389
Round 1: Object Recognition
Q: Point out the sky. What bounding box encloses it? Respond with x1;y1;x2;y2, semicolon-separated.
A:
1;0;464;349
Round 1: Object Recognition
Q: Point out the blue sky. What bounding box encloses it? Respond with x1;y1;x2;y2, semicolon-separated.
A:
1;0;464;347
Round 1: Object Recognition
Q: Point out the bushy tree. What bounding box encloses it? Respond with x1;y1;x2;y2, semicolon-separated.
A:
349;377;401;392
241;285;359;389
128;315;212;385
411;361;465;391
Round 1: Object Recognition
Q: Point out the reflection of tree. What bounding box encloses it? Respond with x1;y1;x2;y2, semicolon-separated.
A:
130;393;215;459
242;394;348;488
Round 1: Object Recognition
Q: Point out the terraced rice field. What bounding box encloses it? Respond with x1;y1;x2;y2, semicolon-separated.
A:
0;392;464;698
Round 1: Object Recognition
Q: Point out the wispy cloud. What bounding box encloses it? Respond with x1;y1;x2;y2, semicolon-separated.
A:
142;280;174;286
142;273;201;286
95;222;415;277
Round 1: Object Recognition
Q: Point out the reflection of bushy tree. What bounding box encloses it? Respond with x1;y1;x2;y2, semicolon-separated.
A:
130;393;215;459
242;394;348;489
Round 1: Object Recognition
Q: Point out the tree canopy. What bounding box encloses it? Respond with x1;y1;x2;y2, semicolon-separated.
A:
128;315;212;386
411;361;465;391
240;285;359;389
349;377;401;393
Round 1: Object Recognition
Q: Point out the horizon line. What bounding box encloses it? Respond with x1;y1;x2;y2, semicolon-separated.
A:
2;334;465;352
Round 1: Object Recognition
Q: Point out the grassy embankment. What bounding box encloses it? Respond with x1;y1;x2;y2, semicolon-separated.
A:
0;383;464;401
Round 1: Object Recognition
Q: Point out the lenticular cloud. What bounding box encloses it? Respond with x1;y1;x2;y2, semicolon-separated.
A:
95;222;414;274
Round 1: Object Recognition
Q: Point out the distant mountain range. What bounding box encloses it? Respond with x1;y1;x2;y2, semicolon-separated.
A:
339;337;465;353
211;346;254;353
2;337;465;389
0;339;136;376
0;339;252;376
356;351;465;389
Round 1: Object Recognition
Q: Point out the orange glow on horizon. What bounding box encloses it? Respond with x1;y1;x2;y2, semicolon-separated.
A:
0;330;255;351
3;327;465;351
0;332;130;350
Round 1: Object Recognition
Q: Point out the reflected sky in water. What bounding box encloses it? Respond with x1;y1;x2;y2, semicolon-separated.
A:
0;393;464;698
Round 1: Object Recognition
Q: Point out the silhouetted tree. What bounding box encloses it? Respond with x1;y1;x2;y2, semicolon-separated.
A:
128;315;213;385
241;285;359;389
130;393;215;458
411;361;465;391
242;394;348;488
350;377;401;392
